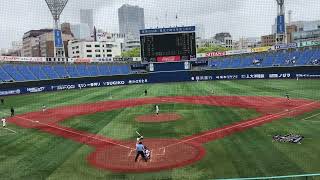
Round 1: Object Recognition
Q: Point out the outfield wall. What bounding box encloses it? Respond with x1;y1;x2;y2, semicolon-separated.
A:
0;66;319;96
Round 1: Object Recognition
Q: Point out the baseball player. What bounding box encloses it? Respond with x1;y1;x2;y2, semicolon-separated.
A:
10;107;14;117
137;135;144;143
42;104;47;112
155;105;159;115
2;117;6;128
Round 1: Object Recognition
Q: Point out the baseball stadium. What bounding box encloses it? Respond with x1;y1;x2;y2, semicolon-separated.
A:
0;1;320;180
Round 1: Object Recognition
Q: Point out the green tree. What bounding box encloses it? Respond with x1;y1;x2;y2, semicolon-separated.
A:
197;45;230;53
122;48;141;57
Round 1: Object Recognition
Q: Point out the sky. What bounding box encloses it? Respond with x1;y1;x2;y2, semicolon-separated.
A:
0;0;320;49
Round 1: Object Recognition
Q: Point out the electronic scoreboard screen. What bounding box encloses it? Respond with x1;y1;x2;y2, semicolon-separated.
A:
140;26;196;62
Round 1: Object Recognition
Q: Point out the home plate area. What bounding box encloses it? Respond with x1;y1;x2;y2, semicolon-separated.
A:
88;139;205;172
127;147;166;162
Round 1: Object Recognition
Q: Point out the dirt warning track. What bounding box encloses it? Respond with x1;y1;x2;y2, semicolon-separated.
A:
8;96;320;172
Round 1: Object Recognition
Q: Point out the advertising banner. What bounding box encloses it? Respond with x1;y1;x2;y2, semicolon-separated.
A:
0;67;319;97
205;52;226;57
140;26;195;35
251;46;272;53
277;15;285;34
226;49;251;55
0;56;46;62
274;43;297;50
70;58;92;63
156;56;181;62
0;89;21;96
54;29;64;48
0;56;20;62
298;41;320;48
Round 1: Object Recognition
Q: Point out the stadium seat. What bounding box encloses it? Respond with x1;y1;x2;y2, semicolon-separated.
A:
98;65;111;76
28;65;49;80
0;65;14;82
76;64;91;77
15;64;38;81
2;64;26;81
42;65;60;79
65;65;81;78
87;65;101;76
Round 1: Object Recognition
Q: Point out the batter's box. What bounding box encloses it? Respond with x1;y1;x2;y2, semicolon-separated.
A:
126;147;166;158
154;147;166;156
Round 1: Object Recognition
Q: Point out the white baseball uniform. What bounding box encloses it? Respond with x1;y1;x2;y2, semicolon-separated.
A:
156;105;159;114
2;118;6;127
42;105;46;112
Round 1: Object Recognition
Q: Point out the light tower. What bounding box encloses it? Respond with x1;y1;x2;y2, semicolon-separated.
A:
288;10;292;25
275;0;286;44
45;0;69;57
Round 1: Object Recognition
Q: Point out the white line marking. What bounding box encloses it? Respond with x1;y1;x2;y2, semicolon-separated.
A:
155;147;166;156
162;101;318;149
0;127;17;137
0;111;134;150
128;149;134;157
301;112;320;121
4;128;17;134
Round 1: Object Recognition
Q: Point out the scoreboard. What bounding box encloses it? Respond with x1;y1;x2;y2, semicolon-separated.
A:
140;26;196;62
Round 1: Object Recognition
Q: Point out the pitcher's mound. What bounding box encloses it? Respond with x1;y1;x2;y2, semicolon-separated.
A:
136;113;182;122
88;139;205;172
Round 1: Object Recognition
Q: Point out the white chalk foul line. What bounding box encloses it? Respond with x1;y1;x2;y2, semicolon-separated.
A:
0;111;133;150
0;128;16;137
4;128;17;134
162;101;318;149
301;112;320;122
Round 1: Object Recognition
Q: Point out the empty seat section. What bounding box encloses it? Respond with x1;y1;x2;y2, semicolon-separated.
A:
109;65;120;75
0;65;14;82
28;65;48;80
87;65;100;76
229;58;242;68
119;65;131;74
98;65;111;76
273;52;287;66
208;60;221;68
242;57;255;67
296;50;313;65
42;65;60;79
65;65;80;78
76;65;91;77
261;56;274;67
2;64;25;81
16;65;38;81
220;59;231;69
53;65;69;78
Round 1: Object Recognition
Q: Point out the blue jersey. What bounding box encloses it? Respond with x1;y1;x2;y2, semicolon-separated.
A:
136;144;145;152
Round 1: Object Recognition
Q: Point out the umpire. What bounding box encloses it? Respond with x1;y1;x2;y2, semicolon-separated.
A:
10;107;14;117
135;142;147;162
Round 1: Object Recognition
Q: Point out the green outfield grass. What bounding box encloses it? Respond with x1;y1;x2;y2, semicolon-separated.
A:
0;79;319;180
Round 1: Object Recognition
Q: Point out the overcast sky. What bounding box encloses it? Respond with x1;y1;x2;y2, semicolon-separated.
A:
0;0;320;49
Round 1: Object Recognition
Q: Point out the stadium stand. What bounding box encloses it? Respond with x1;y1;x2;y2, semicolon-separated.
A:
0;48;319;83
206;48;320;70
0;63;132;82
